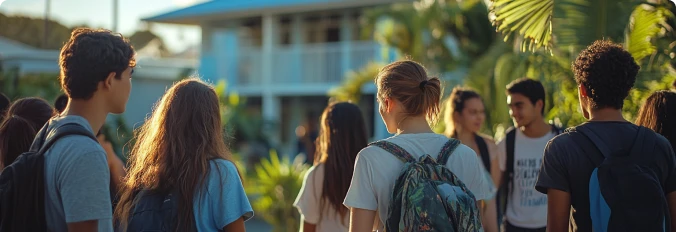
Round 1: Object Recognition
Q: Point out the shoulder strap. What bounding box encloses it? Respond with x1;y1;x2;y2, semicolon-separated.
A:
505;128;517;176
33;123;98;155
28;122;52;152
567;127;604;167
628;127;656;163
369;141;415;163
474;134;491;171
576;126;612;158
437;139;461;165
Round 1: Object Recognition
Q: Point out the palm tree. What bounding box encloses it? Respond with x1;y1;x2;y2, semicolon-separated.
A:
334;0;676;136
491;0;676;126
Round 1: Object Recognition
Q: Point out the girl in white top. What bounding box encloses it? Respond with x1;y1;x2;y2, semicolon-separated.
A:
445;87;500;232
343;60;495;232
294;102;369;232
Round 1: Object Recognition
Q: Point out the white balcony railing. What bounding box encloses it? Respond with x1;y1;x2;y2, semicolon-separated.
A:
237;41;379;86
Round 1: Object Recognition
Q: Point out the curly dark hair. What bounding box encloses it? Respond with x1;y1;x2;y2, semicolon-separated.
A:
506;77;546;115
59;28;136;100
572;40;640;110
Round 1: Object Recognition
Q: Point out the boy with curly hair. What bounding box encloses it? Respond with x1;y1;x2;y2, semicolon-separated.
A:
535;40;676;232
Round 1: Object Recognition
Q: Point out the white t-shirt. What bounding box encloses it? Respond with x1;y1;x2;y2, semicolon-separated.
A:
497;129;556;228
294;164;350;232
343;133;495;231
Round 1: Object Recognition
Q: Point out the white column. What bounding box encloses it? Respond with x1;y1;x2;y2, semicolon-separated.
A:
291;15;304;83
261;14;281;145
261;14;276;90
340;12;353;74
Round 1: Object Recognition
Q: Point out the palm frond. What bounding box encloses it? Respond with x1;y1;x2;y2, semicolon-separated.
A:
491;0;642;52
553;0;640;52
248;151;309;232
626;5;672;62
491;0;554;51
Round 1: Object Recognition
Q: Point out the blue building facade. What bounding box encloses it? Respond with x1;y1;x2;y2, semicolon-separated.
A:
144;0;410;153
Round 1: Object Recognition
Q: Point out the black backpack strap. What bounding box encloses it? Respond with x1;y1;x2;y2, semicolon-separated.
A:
565;127;604;169
576;126;612;159
369;141;415;163
497;127;517;220
475;134;491;171
505;127;516;180
27;122;52;152
437;139;461;165
629;127;656;164
34;123;98;155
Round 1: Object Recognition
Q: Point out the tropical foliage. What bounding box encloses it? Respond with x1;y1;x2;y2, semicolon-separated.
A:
491;0;676;127
337;0;517;135
361;0;496;72
246;150;309;232
213;80;271;148
0;70;132;162
0;69;62;101
335;0;676;137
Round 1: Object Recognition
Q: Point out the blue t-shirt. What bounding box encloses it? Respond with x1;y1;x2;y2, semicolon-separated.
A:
44;116;113;232
195;159;254;231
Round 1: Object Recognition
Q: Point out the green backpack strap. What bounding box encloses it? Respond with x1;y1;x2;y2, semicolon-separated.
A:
369;141;416;163
437;139;461;164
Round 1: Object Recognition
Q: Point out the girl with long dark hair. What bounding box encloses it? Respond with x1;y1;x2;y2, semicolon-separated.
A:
294;102;368;232
0;97;56;169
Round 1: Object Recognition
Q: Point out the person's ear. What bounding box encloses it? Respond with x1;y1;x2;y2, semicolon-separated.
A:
102;72;116;90
535;99;544;112
578;84;589;98
452;111;462;123
383;98;393;113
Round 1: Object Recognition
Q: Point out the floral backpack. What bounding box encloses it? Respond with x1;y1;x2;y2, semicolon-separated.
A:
370;139;483;232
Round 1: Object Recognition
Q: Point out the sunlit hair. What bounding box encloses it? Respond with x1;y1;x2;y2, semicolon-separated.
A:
444;87;482;138
636;90;676;150
376;60;442;123
314;102;368;223
114;78;231;231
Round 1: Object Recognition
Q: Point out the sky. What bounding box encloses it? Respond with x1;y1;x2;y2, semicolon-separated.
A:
0;0;203;53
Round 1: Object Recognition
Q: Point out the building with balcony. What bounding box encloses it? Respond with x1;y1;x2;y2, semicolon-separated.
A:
144;0;411;153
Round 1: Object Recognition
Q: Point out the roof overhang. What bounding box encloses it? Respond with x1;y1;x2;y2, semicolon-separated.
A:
142;0;411;25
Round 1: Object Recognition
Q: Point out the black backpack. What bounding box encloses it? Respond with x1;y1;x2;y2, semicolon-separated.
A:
575;126;669;232
0;122;96;232
125;190;197;232
126;190;179;232
497;124;561;223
